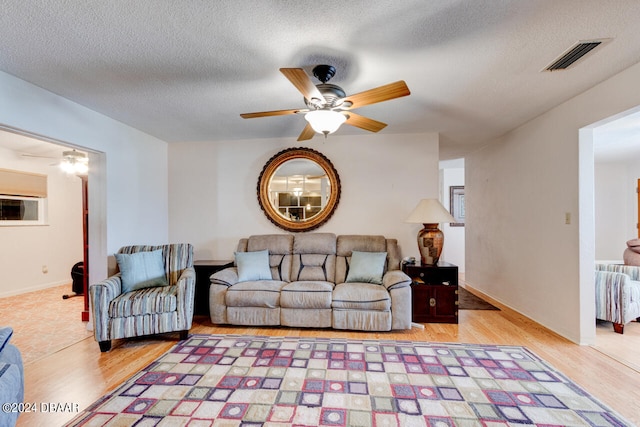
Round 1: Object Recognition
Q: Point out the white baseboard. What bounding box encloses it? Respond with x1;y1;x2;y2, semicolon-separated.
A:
0;280;70;299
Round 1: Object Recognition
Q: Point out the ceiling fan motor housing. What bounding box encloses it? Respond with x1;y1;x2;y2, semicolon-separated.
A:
305;83;346;109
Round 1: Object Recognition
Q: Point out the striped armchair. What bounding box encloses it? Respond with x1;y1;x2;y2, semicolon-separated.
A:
595;263;640;334
90;244;195;352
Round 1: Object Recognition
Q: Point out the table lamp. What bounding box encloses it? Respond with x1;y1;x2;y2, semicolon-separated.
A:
406;199;456;266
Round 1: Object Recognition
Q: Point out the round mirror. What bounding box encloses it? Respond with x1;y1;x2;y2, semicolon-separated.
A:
258;147;341;232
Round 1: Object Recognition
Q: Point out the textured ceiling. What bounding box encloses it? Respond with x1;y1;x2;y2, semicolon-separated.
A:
1;0;640;159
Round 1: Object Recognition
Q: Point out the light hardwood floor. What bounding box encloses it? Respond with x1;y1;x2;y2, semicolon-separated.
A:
13;286;640;427
594;319;640;373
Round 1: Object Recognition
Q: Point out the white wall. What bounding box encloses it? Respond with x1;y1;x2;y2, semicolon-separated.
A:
0;71;170;286
440;159;465;271
466;60;640;345
0;147;83;297
594;161;634;261
169;133;440;260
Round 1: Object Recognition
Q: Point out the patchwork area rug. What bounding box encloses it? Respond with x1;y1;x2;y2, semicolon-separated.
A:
65;334;630;426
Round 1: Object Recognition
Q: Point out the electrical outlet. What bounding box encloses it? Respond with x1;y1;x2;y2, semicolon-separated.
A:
42;265;48;274
565;212;571;225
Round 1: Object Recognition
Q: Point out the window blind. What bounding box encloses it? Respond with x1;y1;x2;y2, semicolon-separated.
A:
0;168;48;197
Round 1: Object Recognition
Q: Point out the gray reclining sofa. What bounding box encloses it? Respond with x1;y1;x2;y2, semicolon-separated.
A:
209;233;412;331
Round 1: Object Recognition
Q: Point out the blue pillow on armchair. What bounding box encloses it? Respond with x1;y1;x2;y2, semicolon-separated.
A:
115;250;168;293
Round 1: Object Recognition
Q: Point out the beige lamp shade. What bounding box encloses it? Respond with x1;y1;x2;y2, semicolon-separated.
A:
405;199;455;224
406;199;455;266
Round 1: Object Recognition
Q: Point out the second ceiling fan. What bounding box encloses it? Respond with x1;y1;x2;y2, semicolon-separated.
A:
240;65;410;141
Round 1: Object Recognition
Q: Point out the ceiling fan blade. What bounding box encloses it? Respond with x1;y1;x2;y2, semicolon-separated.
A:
339;80;410;109
280;68;326;105
240;108;302;119
20;153;57;159
345;112;387;133
297;123;316;141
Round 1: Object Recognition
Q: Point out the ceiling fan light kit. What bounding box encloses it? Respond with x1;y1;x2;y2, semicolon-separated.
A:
60;150;88;174
241;65;410;141
304;110;347;136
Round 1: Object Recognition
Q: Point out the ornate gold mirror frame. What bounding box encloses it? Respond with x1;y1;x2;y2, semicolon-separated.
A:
258;147;341;232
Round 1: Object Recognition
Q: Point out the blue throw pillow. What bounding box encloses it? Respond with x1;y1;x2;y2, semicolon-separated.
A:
236;249;272;282
115;249;168;293
346;251;388;285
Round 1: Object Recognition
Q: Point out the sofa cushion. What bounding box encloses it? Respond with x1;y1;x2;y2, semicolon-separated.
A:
236;250;272;282
291;233;337;282
291;254;336;282
108;285;177;317
281;281;334;309
332;283;391;311
226;281;288;308
115;249;168;293
337;235;387;254
293;233;337;254
248;234;293;254
346;251;387;285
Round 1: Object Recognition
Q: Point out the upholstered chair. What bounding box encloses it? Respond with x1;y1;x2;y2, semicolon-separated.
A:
595;263;640;334
90;244;195;352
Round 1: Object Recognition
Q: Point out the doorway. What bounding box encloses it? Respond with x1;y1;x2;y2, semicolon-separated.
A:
0;126;103;323
581;105;640;370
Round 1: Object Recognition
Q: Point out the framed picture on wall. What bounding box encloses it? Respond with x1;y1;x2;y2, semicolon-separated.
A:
450;186;465;227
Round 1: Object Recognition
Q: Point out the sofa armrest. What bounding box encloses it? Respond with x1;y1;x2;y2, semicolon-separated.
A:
89;274;123;342
211;267;239;287
209;268;238;325
0;328;25;416
209;284;229;324
0;359;24;426
175;266;196;329
90;274;123;301
382;270;412;291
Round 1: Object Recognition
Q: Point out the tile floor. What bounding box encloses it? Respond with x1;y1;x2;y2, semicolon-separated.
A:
0;284;92;365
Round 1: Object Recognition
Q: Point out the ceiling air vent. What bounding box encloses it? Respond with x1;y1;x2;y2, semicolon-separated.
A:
543;39;610;71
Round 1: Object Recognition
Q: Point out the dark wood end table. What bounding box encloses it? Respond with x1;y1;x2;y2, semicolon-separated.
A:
402;261;459;324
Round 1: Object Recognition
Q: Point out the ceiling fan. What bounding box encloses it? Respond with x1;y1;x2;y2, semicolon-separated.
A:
21;149;88;174
240;65;411;141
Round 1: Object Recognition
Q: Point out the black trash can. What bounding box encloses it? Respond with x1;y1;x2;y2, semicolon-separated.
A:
71;262;84;294
63;262;84;299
